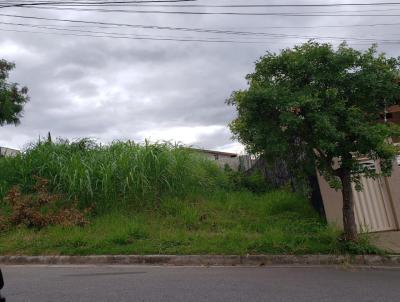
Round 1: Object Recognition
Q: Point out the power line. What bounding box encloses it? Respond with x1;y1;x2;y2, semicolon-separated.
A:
0;0;194;1
0;26;273;43
0;0;196;9
0;0;196;4
1;7;399;44
232;22;400;30
111;2;400;7
2;25;400;46
2;20;400;44
17;5;400;15
0;20;268;41
13;5;400;16
2;13;400;38
3;1;400;7
0;12;310;35
5;18;399;31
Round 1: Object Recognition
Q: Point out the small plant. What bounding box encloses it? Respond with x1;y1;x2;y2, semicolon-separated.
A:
337;233;383;255
227;168;271;193
0;177;92;231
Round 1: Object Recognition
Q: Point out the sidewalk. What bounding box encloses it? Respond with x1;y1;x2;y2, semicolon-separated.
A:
1;254;400;266
371;231;400;254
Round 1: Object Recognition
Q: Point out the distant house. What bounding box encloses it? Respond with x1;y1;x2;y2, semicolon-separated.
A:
379;105;400;145
384;105;400;124
190;148;239;170
0;147;20;157
383;105;400;165
190;148;255;171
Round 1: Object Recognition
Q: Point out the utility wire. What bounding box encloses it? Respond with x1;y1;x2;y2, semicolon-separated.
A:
99;2;400;7
2;13;400;37
1;20;400;44
233;22;400;30
12;5;400;16
2;3;399;43
17;5;400;15
2;10;400;31
4;18;398;31
0;20;268;40
0;27;272;43
2;26;399;46
3;1;400;7
0;12;315;35
0;0;196;9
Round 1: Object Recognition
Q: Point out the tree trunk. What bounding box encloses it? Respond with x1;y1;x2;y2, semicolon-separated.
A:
340;170;358;241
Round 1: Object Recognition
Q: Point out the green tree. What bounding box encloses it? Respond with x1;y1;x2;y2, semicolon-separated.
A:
0;59;29;126
227;42;400;241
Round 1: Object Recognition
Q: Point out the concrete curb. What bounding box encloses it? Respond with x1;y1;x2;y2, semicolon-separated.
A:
0;255;400;266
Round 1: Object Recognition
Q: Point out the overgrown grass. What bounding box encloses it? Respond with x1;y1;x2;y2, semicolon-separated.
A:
0;190;380;255
0;139;380;255
0;139;227;212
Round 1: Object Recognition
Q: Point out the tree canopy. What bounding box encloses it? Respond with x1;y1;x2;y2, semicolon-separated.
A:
228;41;400;240
0;59;29;126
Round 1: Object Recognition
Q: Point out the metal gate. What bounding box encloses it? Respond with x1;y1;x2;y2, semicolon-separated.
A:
353;175;398;233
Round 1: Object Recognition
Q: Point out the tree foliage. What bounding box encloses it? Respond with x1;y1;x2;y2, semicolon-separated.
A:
0;59;29;126
228;41;400;240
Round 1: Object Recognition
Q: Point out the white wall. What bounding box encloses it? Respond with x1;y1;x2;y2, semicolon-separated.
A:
0;147;20;157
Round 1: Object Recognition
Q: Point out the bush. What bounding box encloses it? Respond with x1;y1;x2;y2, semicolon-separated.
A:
0;177;92;231
337;233;383;255
226;167;271;193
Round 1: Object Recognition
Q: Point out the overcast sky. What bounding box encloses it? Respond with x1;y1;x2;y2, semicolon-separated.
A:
1;0;400;153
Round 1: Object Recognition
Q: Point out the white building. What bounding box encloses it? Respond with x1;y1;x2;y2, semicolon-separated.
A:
190;148;255;171
0;147;20;157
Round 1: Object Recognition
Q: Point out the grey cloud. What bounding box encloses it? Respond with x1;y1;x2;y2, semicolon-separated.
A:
54;65;87;81
1;1;399;151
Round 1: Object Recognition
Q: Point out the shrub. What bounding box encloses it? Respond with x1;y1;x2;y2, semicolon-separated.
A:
337;233;383;255
226;168;271;193
0;177;92;231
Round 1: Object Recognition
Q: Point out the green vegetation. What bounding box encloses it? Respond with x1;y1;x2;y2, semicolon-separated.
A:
0;59;29;126
0;139;380;255
0;139;227;213
227;41;400;240
0;190;380;255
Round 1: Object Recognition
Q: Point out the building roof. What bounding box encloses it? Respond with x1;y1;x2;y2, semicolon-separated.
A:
388;105;400;113
0;147;21;157
189;148;238;158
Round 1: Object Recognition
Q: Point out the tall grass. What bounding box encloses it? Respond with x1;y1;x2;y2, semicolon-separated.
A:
0;139;227;212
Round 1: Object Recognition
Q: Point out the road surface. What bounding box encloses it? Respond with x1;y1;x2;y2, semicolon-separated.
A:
1;265;400;301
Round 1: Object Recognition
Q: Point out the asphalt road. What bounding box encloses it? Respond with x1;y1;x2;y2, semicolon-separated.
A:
1;265;400;302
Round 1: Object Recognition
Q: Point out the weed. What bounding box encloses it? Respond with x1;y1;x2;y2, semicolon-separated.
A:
0;190;380;255
0;177;92;230
0;139;380;255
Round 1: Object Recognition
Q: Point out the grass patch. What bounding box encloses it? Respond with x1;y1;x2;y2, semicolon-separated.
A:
0;190;379;255
0;139;380;255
